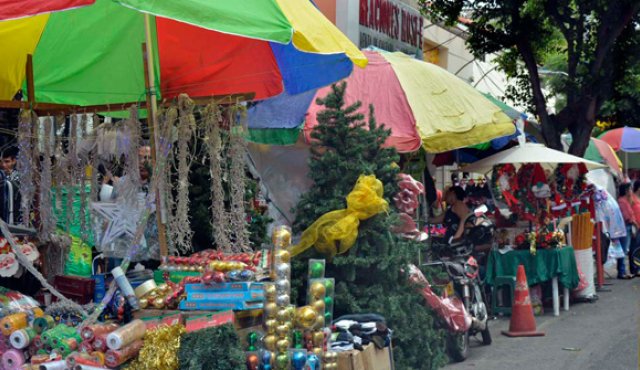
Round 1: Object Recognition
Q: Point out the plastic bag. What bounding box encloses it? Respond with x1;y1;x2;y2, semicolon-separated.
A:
0;287;40;315
64;235;92;277
606;239;625;269
407;264;471;333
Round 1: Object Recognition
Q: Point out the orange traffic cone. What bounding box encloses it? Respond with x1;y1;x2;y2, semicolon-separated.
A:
501;264;545;337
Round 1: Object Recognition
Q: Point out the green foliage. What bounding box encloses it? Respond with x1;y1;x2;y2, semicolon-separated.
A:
178;324;244;370
292;82;447;369
421;0;640;153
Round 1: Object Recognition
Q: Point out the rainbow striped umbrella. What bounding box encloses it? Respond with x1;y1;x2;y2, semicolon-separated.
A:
0;0;366;106
598;126;640;173
248;50;515;153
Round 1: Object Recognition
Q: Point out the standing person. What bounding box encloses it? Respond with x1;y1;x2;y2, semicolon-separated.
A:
630;180;640;276
1;147;20;224
617;183;637;279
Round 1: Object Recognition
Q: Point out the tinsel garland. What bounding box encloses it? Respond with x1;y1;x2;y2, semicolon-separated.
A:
204;103;231;251
178;324;244;370
79;114;89;240
17;111;36;226
121;106;142;205
125;324;185;370
228;105;250;252
172;94;196;253
53;115;67;217
157;105;177;254
89;114;100;202
67;114;78;232
38;116;55;240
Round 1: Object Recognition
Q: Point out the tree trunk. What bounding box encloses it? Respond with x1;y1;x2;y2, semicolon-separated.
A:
567;99;597;156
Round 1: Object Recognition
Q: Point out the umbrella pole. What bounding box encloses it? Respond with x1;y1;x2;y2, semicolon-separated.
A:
143;14;169;257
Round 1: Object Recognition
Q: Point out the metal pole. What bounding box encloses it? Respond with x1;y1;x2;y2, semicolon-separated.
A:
143;13;168;257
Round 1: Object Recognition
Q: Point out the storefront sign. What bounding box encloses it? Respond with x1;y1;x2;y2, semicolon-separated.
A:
359;0;423;54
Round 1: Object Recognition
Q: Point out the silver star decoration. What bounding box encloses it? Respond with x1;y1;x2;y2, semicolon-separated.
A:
91;196;152;250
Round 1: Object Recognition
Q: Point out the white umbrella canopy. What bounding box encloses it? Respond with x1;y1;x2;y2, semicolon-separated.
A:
462;143;608;174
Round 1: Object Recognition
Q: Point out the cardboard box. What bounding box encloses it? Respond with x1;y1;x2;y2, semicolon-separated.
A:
185;310;235;332
186;290;263;302
185;282;264;293
179;299;263;311
337;344;393;370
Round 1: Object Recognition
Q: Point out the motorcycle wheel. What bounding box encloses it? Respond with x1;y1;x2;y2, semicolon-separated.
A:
447;331;469;362
481;321;492;345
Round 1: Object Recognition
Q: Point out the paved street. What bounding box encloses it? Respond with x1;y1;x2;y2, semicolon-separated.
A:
446;275;639;370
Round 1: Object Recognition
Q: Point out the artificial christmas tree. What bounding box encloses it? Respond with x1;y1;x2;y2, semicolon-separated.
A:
293;82;446;369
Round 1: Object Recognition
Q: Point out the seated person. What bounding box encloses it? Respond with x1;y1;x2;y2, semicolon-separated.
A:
429;186;470;243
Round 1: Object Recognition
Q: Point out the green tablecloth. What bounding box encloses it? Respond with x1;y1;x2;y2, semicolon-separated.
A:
485;247;580;290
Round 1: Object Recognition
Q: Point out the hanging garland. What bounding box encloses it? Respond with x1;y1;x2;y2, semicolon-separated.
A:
79;113;89;241
120;106;142;205
17;111;36;227
228;105;250;252
157;105;177;256
171;94;196;253
204;102;231;252
90;114;100;202
39;116;55;240
66;114;78;232
490;164;517;207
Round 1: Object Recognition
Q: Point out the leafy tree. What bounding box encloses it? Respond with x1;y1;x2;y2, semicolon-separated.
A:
421;0;640;155
293;82;447;369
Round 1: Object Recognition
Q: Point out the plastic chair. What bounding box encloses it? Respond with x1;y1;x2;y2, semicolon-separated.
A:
491;275;516;315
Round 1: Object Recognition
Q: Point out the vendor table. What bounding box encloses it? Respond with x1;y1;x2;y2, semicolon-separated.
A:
485;247;580;316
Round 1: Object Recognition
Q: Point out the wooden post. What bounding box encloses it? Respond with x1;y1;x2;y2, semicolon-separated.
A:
142;42;168;257
26;54;35;105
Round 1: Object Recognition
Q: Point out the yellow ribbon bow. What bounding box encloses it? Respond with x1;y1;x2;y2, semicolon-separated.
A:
292;175;388;257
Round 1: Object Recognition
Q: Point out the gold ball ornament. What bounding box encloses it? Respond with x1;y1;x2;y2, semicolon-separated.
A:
157;284;169;293
138;298;148;309
323;351;338;362
313;315;325;329
264;319;278;334
152;297;165;309
264;284;277;301
197;266;205;272
276;324;290;338
275;250;291;264
324;363;338;369
312;347;323;357
263;335;277;351
312;331;324;347
296;306;317;329
285;305;296;320
311;299;325;313
310;282;326;299
276;338;290;352
264;302;279;318
276;308;290;323
272;227;292;247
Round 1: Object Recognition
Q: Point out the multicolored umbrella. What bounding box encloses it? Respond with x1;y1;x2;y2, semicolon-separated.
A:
598;126;640;152
248;50;514;153
584;137;622;176
0;0;366;105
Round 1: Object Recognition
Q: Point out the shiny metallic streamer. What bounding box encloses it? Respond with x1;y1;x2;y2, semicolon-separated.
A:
90;114;100;202
79;114;89;240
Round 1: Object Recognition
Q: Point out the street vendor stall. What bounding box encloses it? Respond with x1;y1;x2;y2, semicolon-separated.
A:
461;142;607;314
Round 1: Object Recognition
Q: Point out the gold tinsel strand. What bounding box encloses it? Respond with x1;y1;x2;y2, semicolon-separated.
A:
228;104;250;252
124;324;186;370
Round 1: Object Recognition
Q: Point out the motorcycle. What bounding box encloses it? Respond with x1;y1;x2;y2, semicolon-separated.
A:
409;205;494;362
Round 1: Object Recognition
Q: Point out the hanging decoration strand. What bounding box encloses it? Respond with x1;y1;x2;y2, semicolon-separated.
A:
66;114;78;232
90;114;100;202
79;114;89;241
172;94;195;253
228;104;250;252
204;102;230;252
17;111;35;227
39;116;55;240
